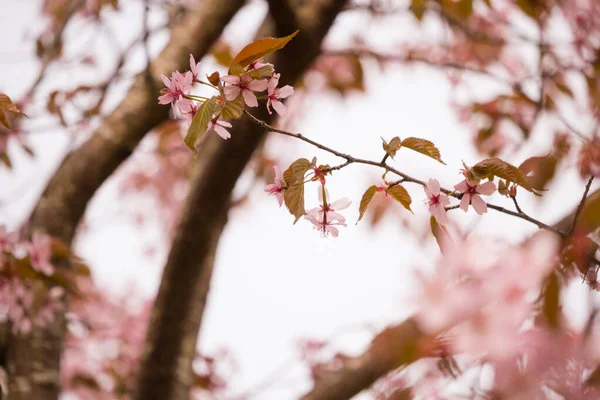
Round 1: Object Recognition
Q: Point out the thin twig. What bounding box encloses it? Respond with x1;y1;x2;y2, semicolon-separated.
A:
569;176;595;235
245;111;568;236
511;196;523;214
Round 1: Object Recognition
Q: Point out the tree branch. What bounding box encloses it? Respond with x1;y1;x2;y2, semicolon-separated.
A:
134;1;348;399
300;319;426;400
7;2;245;399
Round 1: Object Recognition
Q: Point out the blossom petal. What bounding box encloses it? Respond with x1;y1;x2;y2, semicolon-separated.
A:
427;179;441;195
158;93;174;105
327;225;340;237
471;194;488;215
224;86;240;101
430;204;449;225
221;75;240;84
248;79;268;92
278;85;294;98
476;181;496;196
213;124;231;140
268;77;278;94
459;195;470;212
330;198;351;210
160;74;171;88
454;180;468;193
271;100;287;116
439;194;451;206
242;90;258;107
327;212;346;224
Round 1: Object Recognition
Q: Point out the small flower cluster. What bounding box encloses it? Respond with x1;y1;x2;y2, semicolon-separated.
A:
0;226;65;335
159;55;294;141
423;171;496;226
264;162;352;238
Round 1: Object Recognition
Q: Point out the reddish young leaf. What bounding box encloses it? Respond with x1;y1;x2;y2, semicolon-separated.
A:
283;167;306;224
0;93;24;129
219;94;244;120
400;137;445;164
382;136;402;159
387;185;412;212
472;158;537;193
518;154;557;192
229;30;299;72
357;185;378;223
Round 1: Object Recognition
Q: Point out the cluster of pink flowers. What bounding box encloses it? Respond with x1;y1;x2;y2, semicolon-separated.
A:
305;186;351;238
0;227;65;335
158;55;294;141
264;164;352;237
424;174;496;226
408;233;600;397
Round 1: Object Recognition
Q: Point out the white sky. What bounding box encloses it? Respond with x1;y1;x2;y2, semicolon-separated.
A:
0;1;595;399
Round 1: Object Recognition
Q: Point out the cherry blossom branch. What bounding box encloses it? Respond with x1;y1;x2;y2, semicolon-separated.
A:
244;111;566;236
569;176;595;235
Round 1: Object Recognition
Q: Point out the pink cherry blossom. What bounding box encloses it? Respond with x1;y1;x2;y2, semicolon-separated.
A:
178;98;199;125
266;73;294;116
424;178;450;225
221;73;268;107
264;165;286;206
305;187;351;237
206;115;232;140
0;226;18;265
158;71;193;106
28;232;55;276
189;54;201;80
247;59;273;71
454;179;496;214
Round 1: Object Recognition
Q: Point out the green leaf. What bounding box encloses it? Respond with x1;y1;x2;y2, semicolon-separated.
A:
382;136;402;159
184;97;217;156
229;63;245;76
219;95;244;120
357;185;378;223
387;184;412;212
249;65;274;79
400;137;445;164
229;30;299;72
472;158;537;193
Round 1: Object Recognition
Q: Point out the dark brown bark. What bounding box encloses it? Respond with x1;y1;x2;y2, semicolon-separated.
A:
7;2;245;399
134;1;348;399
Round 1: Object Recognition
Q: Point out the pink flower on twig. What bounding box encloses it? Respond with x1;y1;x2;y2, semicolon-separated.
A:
454;179;496;215
424;178;450;224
